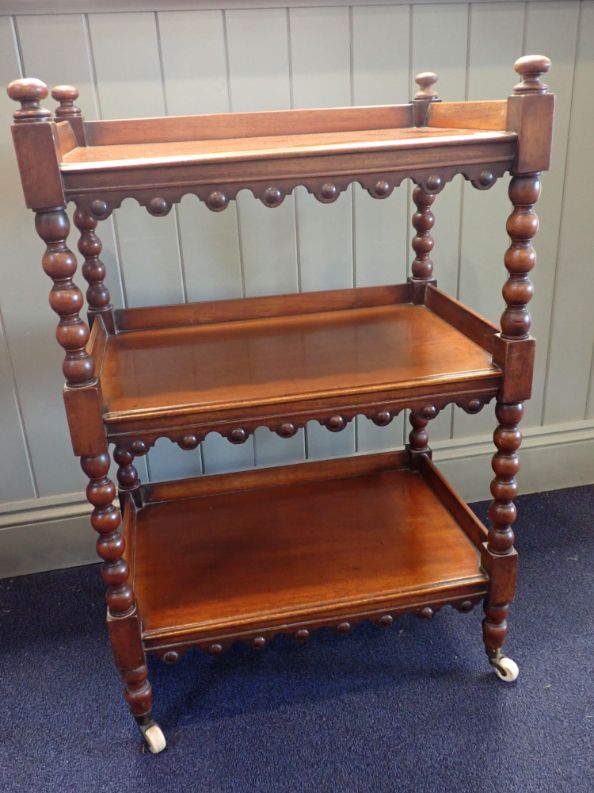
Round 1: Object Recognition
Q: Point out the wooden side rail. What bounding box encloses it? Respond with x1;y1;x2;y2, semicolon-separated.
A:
83;104;414;147
424;285;497;352
427;100;508;131
114;284;411;332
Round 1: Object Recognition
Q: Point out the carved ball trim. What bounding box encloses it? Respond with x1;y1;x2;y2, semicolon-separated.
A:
207;191;229;211
425;174;443;192
373;180;392;198
320;183;339;202
263;186;285;207
178;434;201;450
147;196;171;216
325;415;347;432
276;422;297;438
228;428;248;444
90;199;109;219
372;410;393;427
130;440;148;456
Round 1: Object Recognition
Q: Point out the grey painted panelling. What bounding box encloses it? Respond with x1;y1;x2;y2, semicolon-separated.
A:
290;5;356;460
0;2;592;517
226;7;304;467
411;2;470;444
351;4;410;453
524;1;581;425
454;0;526;439
0;20;34;503
88;13;186;310
0;16;86;498
158;8;247;474
544;0;594;423
0;0;545;13
157;9;229;116
0;309;34;501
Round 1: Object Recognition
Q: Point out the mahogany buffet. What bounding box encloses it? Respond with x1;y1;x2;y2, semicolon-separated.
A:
7;55;554;754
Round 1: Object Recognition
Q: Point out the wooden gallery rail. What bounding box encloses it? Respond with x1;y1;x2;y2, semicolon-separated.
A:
7;54;554;754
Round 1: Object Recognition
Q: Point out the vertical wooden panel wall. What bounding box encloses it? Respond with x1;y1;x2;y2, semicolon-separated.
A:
0;0;593;576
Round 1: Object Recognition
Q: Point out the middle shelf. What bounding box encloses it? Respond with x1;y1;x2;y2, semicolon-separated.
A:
91;282;504;446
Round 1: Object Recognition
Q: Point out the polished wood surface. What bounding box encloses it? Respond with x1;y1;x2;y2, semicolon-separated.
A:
6;55;555;744
127;452;487;647
115;283;409;332
84;104;415;146
61;126;516;172
427;100;508;131
102;301;499;422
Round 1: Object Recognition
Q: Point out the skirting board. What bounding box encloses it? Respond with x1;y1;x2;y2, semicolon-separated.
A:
1;419;593;579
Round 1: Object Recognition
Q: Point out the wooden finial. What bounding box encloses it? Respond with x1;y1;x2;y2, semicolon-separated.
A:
51;84;81;119
6;78;50;122
513;55;551;95
415;72;439;100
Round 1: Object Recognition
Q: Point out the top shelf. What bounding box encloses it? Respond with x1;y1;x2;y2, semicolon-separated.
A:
60;125;516;174
7;58;554;214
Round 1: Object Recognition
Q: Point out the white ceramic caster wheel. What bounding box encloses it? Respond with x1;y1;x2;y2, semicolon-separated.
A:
491;655;519;682
142;723;167;754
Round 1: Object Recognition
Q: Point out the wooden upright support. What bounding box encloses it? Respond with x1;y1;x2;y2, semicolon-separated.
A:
483;56;551;676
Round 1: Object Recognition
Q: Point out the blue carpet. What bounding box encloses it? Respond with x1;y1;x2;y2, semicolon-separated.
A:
0;485;593;793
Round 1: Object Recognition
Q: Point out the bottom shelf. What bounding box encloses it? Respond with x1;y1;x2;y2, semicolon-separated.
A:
125;451;490;653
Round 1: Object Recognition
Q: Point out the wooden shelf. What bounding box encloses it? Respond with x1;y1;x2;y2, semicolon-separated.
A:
60;126;516;173
125;451;490;652
44;102;525;213
94;283;502;443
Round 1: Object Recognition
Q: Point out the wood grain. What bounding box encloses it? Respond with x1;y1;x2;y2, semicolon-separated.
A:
127;452;487;645
102;301;499;423
62;127;517;172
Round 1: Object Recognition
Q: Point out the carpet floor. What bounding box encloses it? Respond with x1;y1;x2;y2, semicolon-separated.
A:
0;485;592;793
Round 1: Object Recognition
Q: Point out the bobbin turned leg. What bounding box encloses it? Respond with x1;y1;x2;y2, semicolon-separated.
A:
481;56;551;681
482;167;539;678
114;445;142;510
81;453;166;752
408;186;437;304
483;402;522;682
32;203;164;751
406;406;438;469
74;208;115;333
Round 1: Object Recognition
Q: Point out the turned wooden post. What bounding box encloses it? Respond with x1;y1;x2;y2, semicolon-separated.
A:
483;55;550;664
409;186;436;303
7;80;92;387
35;208;95;386
80;453;153;724
413;71;439;127
51;85;113;331
51;83;85;144
8;78;153;730
114;445;143;510
406;406;438;469
74;208;115;333
409;71;439;304
500;174;541;340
